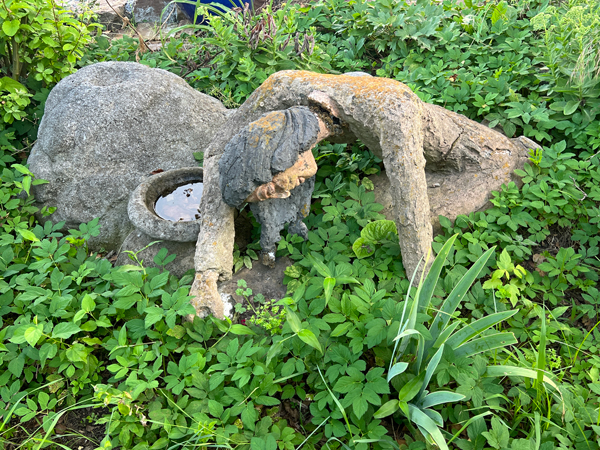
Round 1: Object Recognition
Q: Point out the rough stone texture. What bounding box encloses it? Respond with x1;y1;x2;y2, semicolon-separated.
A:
195;70;431;291
132;0;178;23
219;108;319;209
193;71;540;317
115;167;203;277
219;107;319;260
62;0;130;31
28;62;228;252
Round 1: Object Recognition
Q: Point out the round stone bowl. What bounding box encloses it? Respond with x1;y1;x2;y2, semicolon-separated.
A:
128;167;203;243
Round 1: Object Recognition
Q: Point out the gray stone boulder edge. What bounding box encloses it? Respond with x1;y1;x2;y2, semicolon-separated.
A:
28;62;228;252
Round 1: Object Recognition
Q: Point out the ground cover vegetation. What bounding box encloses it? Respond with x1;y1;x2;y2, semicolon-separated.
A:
0;0;599;448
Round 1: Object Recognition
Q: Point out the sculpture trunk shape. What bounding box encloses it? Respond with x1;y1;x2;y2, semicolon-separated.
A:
190;71;539;318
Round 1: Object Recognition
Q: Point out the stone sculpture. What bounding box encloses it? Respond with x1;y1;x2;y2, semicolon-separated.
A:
219;105;337;267
189;70;540;319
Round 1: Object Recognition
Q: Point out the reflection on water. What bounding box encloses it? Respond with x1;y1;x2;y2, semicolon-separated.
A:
154;182;203;222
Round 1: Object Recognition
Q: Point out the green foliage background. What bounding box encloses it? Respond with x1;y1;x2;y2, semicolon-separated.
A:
1;0;600;449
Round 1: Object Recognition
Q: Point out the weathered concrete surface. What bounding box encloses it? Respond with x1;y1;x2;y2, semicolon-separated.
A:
28;62;228;252
115;167;203;276
193;71;540;318
195;70;431;297
128;167;203;243
219;107;319;265
132;0;178;23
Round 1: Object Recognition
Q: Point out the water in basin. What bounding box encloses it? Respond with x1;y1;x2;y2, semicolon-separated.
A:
154;182;203;222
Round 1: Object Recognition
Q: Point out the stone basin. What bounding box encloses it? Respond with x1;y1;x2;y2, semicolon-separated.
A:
117;167;204;276
128;167;203;242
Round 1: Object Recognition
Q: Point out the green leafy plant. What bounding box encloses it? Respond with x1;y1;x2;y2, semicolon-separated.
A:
0;0;97;134
482;249;535;307
352;220;398;259
374;235;518;449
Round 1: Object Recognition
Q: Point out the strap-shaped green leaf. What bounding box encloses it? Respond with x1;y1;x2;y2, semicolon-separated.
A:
431;321;460;349
445;310;517;349
486;365;559;392
427;246;495;354
453;332;517;358
418;344;444;401
421;391;465;408
417;234;458;311
407;404;448;450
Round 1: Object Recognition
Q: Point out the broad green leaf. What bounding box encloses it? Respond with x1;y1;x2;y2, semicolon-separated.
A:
361;219;397;241
421;391;465;408
352;237;375;259
118;324;127;347
266;340;284;366
8;354;25;377
17;229;39;242
297;329;322;353
387;362;409;382
563;101;580;116
309;255;333;277
230;324;257;335
374;399;400;419
285;307;302;334
453;332;517;358
490;1;507;25
51;322;81;339
11;164;32;175
22;176;31;195
81;294;96;313
2;19;20;37
331;322;353;337
145;307;164;328
24;324;43;347
445;310;517;348
39;343;58;365
0;76;26;93
323;277;335;304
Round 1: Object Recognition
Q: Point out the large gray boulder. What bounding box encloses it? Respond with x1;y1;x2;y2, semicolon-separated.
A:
28;62;228;251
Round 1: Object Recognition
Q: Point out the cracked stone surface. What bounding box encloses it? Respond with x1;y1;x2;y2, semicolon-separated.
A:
192;71;540;318
28;62;228;251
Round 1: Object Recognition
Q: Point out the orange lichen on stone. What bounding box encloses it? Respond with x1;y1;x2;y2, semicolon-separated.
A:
256;70;418;105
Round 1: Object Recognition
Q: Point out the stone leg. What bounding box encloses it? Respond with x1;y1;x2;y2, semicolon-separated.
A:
288;219;308;241
188;270;223;319
259;222;283;268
